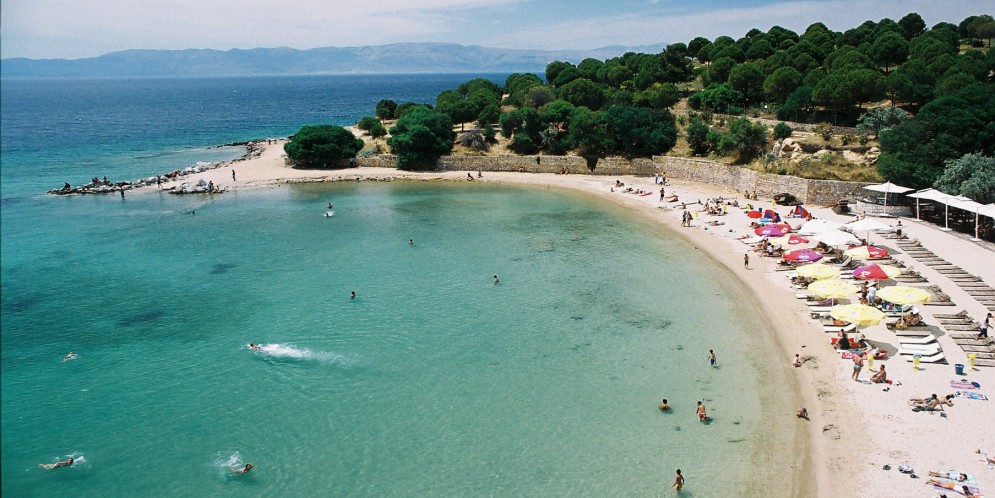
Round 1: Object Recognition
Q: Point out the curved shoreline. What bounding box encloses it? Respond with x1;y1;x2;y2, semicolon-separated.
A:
134;141;860;496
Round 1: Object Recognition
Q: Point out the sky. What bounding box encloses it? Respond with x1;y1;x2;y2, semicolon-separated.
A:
0;0;986;60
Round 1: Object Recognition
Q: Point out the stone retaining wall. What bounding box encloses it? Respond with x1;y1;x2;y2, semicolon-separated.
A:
346;153;868;205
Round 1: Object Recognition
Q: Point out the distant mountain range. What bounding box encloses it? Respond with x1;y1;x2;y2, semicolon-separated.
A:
0;42;668;78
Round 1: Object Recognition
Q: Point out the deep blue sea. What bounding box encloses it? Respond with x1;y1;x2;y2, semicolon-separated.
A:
1;75;795;496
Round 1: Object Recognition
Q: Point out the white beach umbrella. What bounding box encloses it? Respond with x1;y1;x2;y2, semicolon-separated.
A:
812;230;861;247
863;182;912;213
846;218;894;241
799;219;843;236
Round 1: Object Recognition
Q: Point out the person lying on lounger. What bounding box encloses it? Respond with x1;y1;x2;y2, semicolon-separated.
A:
902;313;923;327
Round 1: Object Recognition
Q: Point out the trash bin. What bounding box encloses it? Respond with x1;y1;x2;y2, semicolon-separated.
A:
955;364;965;375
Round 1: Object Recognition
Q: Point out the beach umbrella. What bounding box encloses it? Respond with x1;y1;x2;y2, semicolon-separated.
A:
863;182;912;214
769;235;810;246
747;210;763;219
877;286;931;305
807;279;858;299
811;230;861;247
799;219;843;235
846;218;893;233
829;304;886;327
783;248;824;262
844;246;889;259
796;263;840;280
755;225;788;236
852;264;902;280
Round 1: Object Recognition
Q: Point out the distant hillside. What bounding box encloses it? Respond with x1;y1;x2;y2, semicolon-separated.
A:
0;42;667;78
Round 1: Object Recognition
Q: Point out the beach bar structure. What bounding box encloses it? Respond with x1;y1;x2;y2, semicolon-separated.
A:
859;181;913;217
906;188;995;242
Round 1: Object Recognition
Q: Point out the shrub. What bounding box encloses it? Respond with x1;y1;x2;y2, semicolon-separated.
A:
357;116;379;131
284;125;364;168
773;122;793;139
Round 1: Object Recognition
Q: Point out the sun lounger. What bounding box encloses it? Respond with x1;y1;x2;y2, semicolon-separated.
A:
822;323;856;333
894;328;933;337
903;352;946;364
898;345;941;356
808;307;832;313
898;334;937;345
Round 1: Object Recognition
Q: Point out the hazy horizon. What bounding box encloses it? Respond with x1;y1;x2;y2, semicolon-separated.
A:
0;0;984;60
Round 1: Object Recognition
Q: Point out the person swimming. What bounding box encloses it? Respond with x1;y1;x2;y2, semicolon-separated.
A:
493;275;500;284
230;463;253;474
249;343;260;351
327;203;333;209
350;291;356;300
39;457;74;470
658;398;670;411
63;352;78;362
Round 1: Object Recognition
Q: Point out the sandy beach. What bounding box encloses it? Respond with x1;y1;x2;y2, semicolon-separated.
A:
144;140;995;497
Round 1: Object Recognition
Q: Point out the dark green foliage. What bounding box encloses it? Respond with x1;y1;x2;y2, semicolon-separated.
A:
898;13;926;39
878;83;995;188
357;116;379;131
435;89;477;131
477;103;500;126
777;86;813;121
716;118;769;162
458;78;502;98
703;57;736;86
387;108;456;170
687;37;711;59
688;83;744;114
504;73;544;107
870;32;909;73
685;117;712;155
523;86;556;108
558;78;607;110
764;67;803;103
481;123;497;143
545;61;574;86
773;122;793;139
577;58;604;80
601;106;677;158
284;125;364;168
509;133;539;154
636;83;680;109
375;99;398;121
727;62;764;105
565;107;611;159
499;109;522;138
540;100;576;124
812;70;884;116
395;102;431;119
856;107;910;136
369;122;387;139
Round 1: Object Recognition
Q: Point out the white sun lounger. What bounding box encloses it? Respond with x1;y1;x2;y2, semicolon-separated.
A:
898;334;937;345
903;352;946;363
808;306;833;313
898;345;941;356
823;323;856;333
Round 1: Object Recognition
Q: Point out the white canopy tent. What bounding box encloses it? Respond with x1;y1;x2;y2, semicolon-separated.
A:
799;219;843;235
907;188;993;239
812;229;862;247
863;182;912;213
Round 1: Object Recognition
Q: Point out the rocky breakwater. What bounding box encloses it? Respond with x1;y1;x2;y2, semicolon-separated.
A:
48;140;270;196
168;178;225;195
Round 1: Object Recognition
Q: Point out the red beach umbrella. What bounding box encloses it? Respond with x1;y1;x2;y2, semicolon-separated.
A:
755;225;787;236
747;211;763;219
772;223;792;232
783;248;824;262
852;264;901;280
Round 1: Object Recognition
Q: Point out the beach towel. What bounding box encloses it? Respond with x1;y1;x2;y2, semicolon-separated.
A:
955;390;988;401
932;472;977;484
950;380;981;390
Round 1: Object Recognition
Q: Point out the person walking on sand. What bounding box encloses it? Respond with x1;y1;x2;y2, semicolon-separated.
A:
696;401;709;421
744;253;750;269
232;170;236;181
852;353;863;381
660;187;665;201
673;469;684;491
978;312;991;339
708;350;716;367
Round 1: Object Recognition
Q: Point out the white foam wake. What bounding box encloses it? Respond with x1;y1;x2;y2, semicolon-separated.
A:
249;343;354;365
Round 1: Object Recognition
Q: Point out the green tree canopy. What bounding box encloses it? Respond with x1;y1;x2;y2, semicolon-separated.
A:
601;106;678;158
688;83;744;114
685;117;712;156
387;108;456;170
375;99;398;122
284;125;364;168
870;32;909;73
558;78;607;110
727;62;765;105
934;153;995;204
764;67;803;103
716;118;769;163
435;90;477;131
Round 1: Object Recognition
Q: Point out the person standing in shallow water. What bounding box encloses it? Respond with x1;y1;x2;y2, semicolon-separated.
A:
350;291;356;300
673;469;684;491
493;275;500;284
708;350;716;366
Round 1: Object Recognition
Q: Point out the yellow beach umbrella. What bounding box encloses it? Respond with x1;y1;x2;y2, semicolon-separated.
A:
877;286;931;305
796;263;840;280
807;279;858;299
830;304;886;327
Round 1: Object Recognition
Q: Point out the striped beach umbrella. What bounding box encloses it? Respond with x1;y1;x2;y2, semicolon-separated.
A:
844;245;889;259
795;263;840;280
783;248;824;262
807;279;858;299
852;264;902;280
829;304;886;327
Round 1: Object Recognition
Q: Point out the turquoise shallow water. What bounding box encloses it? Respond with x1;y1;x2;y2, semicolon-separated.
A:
2;181;791;496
